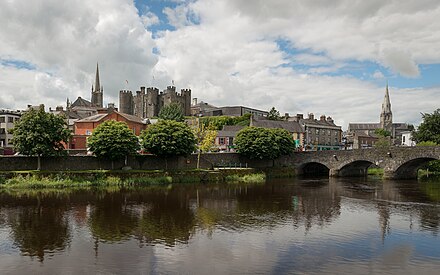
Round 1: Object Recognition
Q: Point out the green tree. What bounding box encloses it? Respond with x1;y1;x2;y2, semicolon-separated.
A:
235;127;295;160
87;120;140;166
158;103;185;122
374;128;391;137
412;109;440;145
267;107;281;121
140;120;196;169
192;118;217;169
11;106;71;170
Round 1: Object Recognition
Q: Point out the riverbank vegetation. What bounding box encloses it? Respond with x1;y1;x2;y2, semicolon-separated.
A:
0;169;269;189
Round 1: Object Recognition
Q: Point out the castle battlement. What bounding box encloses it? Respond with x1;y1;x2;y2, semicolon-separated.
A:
119;85;191;118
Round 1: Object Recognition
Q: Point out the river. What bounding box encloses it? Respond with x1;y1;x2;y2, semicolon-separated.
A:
1;176;440;274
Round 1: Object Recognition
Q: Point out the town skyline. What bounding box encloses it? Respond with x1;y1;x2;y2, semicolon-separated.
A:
1;0;440;128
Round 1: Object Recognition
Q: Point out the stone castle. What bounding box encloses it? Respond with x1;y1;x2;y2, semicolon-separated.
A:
119;86;191;118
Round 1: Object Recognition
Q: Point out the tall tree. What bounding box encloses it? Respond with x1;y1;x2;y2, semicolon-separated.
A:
11;106;71;170
267;107;281;121
140;120;196;169
87;120;140;167
412;109;440;145
192;118;217;169
235;127;295;160
158;103;185;122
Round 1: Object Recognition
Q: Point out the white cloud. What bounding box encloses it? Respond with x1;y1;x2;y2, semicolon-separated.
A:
0;0;157;108
0;0;439;130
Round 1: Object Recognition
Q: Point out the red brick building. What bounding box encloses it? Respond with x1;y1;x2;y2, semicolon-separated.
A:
69;110;147;150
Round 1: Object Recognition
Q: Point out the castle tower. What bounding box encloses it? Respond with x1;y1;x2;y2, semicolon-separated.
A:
380;83;393;133
91;63;103;108
146;87;159;118
181;88;191;116
119;90;134;115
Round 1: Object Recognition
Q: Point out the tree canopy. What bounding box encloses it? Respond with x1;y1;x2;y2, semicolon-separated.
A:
374;128;391;137
267;107;282;121
235;127;295;159
140;120;196;158
412;109;440;145
87;120;140;160
11;107;71;157
158;103;185;122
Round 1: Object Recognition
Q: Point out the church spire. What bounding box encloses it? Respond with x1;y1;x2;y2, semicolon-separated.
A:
94;62;101;93
380;82;393;133
91;62;103;108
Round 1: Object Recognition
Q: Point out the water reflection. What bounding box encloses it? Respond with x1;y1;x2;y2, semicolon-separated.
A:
0;176;439;273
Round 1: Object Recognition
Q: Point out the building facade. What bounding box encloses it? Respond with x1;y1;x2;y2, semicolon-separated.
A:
119;86;191;118
0;110;22;149
289;113;342;151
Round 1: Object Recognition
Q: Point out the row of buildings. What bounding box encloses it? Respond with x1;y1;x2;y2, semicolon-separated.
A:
0;64;414;154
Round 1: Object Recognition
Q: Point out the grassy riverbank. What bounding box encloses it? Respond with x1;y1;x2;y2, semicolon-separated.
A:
0;169;272;189
367;168;384;176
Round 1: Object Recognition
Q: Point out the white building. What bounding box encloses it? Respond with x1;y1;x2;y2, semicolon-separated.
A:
401;131;416;146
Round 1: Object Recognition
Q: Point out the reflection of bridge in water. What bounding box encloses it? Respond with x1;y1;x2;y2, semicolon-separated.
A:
284;146;440;179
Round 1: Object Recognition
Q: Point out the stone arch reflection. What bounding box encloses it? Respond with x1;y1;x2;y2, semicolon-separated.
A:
300;162;330;176
394;157;438;179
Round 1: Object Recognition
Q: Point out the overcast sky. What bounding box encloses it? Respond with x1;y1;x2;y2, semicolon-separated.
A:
1;0;439;129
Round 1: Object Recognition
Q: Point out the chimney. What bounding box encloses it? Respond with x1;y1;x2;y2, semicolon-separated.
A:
320;115;326;121
140;86;146;94
308;113;314;120
192;98;198;106
284;113;289;120
297;113;304;120
56;106;63;111
327;116;334;123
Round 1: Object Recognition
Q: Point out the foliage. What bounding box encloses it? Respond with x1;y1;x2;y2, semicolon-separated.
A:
11;107;71;157
267;107;281;121
198;113;251;130
87;120;140;160
412;108;440;144
373;136;391;148
140;120;196;157
158;102;184;122
225;173;266;184
374;128;391;137
416;141;438;146
235;126;295;159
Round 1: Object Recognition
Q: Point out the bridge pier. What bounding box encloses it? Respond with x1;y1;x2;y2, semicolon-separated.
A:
329;169;340;177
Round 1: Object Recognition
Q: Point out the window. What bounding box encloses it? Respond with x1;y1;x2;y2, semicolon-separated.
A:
8;117;13;123
86;130;92;135
0;128;5;134
403;136;406;143
0;117;5;123
316;129;319;135
219;137;225;145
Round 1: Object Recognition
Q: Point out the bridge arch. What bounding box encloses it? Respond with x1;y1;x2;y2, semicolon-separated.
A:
299;162;330;176
392;157;438;179
337;160;375;177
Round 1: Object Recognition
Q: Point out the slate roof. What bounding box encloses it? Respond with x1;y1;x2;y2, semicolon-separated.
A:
348;123;380;131
71;97;93;108
75;111;145;124
217;125;245;137
252;117;305;133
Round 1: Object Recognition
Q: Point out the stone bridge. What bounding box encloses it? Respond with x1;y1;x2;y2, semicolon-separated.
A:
280;146;440;179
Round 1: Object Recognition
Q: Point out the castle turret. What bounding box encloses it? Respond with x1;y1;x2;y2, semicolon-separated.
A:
181;88;191;116
119;90;134;115
146;87;159;118
91;63;103;108
380;83;393;134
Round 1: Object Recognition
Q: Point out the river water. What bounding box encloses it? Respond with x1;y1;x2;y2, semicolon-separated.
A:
1;177;440;274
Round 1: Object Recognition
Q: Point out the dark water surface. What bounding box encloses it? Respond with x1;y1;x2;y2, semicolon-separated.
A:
1;177;440;274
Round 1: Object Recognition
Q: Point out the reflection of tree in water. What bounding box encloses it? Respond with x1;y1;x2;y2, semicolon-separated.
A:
88;193;139;243
137;190;195;246
87;188;196;247
7;206;71;262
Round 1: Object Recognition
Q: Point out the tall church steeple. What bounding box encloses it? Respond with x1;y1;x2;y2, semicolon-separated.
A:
91;62;103;108
380;82;393;133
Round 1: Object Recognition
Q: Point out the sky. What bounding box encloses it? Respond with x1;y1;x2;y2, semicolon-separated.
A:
1;0;439;129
